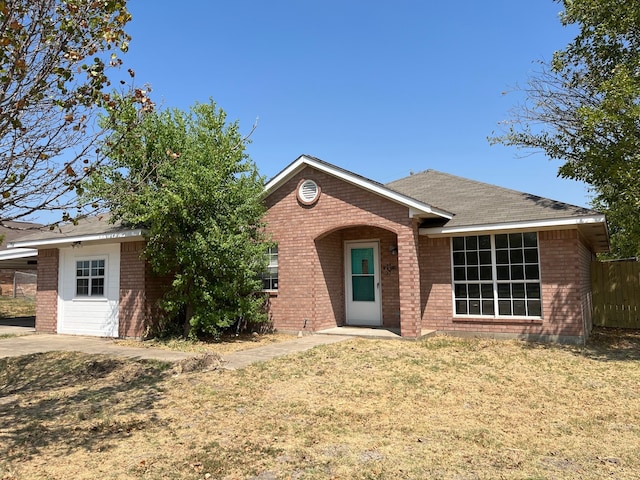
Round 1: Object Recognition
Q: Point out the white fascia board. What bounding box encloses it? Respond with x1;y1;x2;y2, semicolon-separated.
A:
0;248;38;260
419;214;606;236
264;156;308;192
265;155;453;220
8;229;145;249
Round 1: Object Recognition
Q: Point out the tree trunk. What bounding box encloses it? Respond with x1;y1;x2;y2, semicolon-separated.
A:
183;303;193;338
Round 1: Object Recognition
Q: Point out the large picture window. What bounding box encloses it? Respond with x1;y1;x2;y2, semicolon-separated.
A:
452;233;541;318
261;246;278;291
76;259;105;297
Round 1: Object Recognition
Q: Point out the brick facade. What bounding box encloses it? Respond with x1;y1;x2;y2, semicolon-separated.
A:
419;229;593;343
118;241;171;338
35;249;58;333
119;241;147;338
0;269;36;298
264;166;418;335
578;232;595;338
264;164;596;343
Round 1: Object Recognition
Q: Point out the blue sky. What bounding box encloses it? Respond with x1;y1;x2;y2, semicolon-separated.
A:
123;1;590;207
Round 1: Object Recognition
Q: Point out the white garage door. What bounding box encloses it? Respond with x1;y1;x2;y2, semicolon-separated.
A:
57;243;120;337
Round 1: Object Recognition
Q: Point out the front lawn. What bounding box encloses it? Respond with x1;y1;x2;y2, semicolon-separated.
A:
1;329;639;479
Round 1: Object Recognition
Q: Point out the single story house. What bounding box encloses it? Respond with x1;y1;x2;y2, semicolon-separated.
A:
9;155;609;343
263;155;608;344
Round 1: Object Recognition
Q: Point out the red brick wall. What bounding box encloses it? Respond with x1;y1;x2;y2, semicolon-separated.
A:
538;230;583;338
0;269;37;297
264;166;418;335
144;262;171;333
119;241;147;338
118;241;171;338
35;249;58;333
32;242;171;338
420;236;453;330
578;233;594;339
398;223;421;336
420;229;590;342
314;231;344;330
0;270;11;296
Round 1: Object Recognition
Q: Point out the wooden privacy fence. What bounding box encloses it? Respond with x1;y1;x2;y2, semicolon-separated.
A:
591;260;640;329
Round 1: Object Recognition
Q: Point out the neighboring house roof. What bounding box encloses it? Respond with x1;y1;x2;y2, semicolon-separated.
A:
265;154;454;220
0;221;44;268
8;213;144;249
0;221;44;251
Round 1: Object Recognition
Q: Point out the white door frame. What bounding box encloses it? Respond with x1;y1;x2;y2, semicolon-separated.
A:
345;240;382;326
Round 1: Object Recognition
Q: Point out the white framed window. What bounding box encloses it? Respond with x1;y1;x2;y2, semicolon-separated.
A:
262;246;278;291
452;233;541;318
76;259;105;297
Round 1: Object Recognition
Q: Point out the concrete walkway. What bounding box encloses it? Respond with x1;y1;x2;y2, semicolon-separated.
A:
0;333;353;367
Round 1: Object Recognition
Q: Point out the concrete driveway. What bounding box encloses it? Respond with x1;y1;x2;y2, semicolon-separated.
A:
0;316;354;367
0;333;197;361
0;328;352;366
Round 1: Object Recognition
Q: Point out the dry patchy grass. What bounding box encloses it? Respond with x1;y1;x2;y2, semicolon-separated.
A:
114;332;294;355
0;297;35;319
1;329;640;479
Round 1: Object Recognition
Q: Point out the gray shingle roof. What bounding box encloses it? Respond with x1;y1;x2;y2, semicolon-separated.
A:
7;213;142;248
386;169;599;229
0;221;44;251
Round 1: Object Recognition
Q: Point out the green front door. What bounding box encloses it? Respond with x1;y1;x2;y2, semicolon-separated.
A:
345;241;381;325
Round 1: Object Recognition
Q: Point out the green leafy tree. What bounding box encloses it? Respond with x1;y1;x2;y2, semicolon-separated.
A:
91;99;269;338
491;0;640;258
0;0;151;224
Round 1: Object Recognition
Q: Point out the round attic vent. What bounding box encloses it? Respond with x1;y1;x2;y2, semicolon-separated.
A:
297;179;320;205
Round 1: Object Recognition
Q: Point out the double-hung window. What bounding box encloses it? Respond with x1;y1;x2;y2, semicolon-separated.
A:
76;259;105;297
452;233;542;318
262;246;278;291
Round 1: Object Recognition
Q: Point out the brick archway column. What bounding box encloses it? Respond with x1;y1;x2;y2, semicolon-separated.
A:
397;223;422;338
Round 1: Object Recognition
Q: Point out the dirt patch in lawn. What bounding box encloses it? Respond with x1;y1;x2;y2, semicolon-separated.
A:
1;328;639;479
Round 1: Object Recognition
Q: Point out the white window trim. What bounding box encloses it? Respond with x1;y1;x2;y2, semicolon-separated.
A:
74;255;108;299
262;246;278;292
451;233;543;320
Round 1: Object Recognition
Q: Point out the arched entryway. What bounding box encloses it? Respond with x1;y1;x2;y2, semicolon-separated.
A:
314;225;400;331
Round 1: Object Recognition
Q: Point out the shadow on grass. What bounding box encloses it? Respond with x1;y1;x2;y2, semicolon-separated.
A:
581;327;640;361
0;315;34;328
0;351;170;460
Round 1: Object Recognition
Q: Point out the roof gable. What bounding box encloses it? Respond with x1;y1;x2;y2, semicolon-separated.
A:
265;155;453;220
